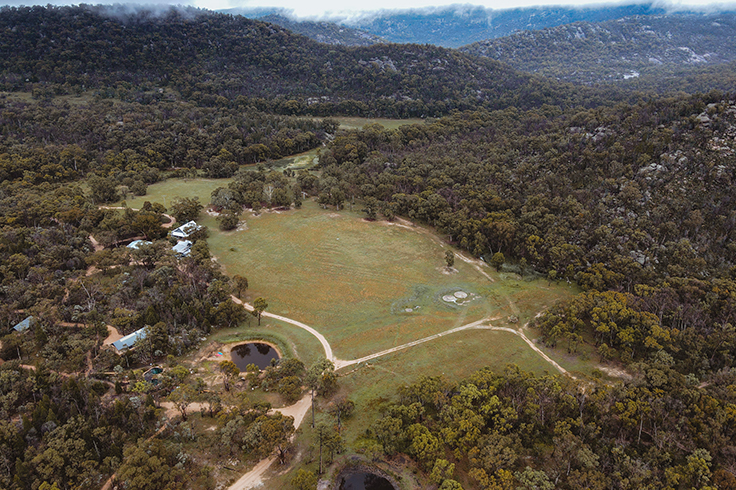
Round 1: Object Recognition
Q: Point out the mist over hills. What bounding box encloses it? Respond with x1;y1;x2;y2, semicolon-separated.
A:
256;14;385;46
227;3;703;48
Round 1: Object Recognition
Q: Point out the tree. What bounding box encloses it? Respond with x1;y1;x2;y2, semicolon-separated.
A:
115;439;184;490
88;174;118;203
362;197;379;220
217;210;240;231
252;297;268;325
327;397;355;432
232;275;249;299
170;197;203;224
445;250;455;268
490;252;505;271
306;358;337;427
277;376;303;403
132;212;166;240
220;360;240;391
291;469;318;490
167;384;197;421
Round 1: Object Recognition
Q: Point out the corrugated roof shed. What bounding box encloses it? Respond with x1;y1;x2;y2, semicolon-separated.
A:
172;240;193;257
171;221;202;239
111;327;147;351
13;316;34;332
127;240;152;250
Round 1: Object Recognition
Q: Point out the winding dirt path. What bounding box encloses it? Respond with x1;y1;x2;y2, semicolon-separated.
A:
227;395;312;490
98;206;175;228
89;207;175;251
229;296;572;377
476;325;574;379
334;317;492;370
221;299;576;489
230;295;334;362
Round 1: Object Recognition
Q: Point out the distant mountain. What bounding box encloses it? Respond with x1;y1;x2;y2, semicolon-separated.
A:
223;4;675;49
344;4;670;48
225;12;385;46
460;13;736;85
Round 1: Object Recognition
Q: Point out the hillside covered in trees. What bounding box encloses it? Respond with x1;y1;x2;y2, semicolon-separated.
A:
461;13;736;89
0;5;610;118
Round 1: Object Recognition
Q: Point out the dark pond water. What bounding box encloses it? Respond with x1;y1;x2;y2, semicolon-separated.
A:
339;472;395;490
230;343;280;370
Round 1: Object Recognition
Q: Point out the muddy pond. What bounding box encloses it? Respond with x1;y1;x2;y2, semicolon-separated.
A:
230;342;280;370
339;472;395;490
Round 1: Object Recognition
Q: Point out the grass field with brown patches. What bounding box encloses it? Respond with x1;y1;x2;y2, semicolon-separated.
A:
332;116;428;130
115;177;230;210
206;200;576;363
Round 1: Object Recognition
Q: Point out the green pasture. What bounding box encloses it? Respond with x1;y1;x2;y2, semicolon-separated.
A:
266;148;321;171
115;176;589;382
207;199;576;363
333;116;427;130
115;177;231;211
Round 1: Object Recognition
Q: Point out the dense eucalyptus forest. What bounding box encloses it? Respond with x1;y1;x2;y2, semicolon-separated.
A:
0;4;735;490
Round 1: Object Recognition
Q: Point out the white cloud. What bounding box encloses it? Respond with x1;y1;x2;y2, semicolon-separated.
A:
1;0;735;18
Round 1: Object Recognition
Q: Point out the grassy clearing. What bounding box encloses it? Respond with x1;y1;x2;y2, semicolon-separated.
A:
335;328;563;444
207;200;575;364
265;148;321;171
333;116;428;130
115;177;231;210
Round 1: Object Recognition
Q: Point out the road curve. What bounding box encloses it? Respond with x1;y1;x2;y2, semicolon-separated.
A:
230;295;334;362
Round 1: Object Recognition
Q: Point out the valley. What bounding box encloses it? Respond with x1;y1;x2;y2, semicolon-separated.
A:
0;4;735;490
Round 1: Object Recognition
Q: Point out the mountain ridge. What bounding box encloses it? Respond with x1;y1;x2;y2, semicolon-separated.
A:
460;13;736;85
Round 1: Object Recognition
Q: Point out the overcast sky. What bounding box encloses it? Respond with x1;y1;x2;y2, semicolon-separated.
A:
2;0;735;19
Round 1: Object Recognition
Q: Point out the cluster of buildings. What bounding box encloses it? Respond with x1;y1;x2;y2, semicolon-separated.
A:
127;220;202;258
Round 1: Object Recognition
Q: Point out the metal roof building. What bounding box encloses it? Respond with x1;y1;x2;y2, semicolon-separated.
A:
111;327;147;351
12;316;34;332
172;240;193;257
127;240;152;250
171;221;202;239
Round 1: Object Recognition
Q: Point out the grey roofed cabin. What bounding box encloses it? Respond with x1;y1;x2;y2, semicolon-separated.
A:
111;327;147;351
12;316;34;332
171;221;202;239
127;239;152;250
172;240;193;257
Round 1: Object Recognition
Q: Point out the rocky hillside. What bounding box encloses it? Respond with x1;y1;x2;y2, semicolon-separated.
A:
249;14;385;46
347;3;670;48
461;13;736;85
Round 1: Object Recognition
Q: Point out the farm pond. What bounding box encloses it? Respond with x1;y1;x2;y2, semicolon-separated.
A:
230;342;280;370
339;472;395;490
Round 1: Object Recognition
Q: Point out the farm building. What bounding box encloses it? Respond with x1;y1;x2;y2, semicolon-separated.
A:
172;240;193;257
111;327;147;351
171;221;202;239
127;239;152;250
12;316;34;332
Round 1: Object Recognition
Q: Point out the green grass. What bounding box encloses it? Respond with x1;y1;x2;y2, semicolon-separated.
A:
207;200;575;363
333;117;428;130
115;177;231;210
266;148;320;171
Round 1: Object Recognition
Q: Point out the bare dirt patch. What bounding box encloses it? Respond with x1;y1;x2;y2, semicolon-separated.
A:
598;365;633;381
103;325;123;346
